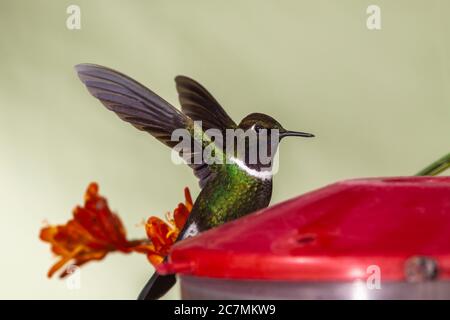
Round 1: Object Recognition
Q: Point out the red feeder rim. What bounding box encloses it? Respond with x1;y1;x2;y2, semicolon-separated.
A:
158;177;450;282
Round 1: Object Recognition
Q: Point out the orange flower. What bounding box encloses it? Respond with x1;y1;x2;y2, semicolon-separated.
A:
40;183;193;278
140;188;193;266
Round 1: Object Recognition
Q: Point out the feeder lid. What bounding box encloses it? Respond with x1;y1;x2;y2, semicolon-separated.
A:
158;177;450;282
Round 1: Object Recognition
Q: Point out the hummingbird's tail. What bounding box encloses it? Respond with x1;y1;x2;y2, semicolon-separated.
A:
137;271;177;300
137;221;199;300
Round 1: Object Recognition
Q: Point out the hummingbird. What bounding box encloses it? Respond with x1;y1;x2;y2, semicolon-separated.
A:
75;64;314;299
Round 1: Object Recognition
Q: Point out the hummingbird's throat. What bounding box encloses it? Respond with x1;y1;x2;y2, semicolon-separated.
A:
229;157;273;180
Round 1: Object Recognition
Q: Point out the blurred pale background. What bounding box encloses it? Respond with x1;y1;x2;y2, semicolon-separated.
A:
0;0;449;299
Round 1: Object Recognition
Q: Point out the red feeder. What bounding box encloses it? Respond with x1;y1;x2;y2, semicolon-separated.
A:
158;177;450;299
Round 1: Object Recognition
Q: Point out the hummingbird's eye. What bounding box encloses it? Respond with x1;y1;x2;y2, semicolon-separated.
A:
253;124;262;132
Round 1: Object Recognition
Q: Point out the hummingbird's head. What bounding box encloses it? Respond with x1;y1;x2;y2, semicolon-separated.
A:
235;113;314;171
238;113;314;140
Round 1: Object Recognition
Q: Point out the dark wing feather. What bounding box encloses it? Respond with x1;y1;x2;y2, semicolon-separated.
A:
75;64;219;188
75;64;188;148
175;76;237;131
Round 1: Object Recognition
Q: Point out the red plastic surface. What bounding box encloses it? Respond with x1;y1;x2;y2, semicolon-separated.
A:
158;177;450;281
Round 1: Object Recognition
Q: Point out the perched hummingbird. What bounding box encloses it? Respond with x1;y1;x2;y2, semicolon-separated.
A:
75;64;314;299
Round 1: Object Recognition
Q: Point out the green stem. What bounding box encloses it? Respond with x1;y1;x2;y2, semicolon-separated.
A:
416;152;450;176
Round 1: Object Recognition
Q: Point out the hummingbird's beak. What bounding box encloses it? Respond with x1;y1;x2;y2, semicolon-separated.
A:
280;130;315;139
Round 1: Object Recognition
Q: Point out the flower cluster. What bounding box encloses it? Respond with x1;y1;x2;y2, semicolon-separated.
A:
135;187;192;266
40;183;192;277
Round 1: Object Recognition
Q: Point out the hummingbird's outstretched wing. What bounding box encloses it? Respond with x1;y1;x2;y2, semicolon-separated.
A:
75;64;188;148
75;64;224;188
175;75;237;132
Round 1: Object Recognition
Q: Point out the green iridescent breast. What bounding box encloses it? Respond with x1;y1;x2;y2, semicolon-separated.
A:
193;163;272;228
